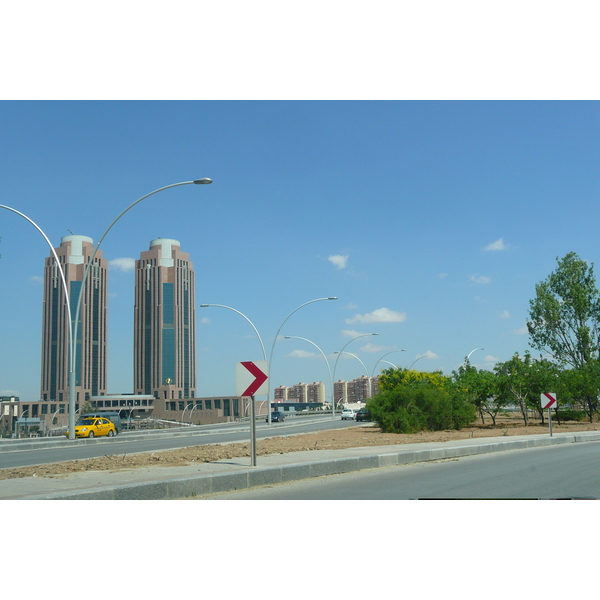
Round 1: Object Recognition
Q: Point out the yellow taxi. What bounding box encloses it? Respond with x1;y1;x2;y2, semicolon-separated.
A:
66;417;116;439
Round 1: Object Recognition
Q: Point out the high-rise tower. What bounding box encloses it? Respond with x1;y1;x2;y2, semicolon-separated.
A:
41;235;108;402
134;239;196;399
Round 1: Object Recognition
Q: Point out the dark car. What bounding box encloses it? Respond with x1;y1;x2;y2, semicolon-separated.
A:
355;408;371;422
267;411;285;422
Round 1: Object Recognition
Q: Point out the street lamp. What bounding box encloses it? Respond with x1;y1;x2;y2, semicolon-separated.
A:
371;349;406;377
409;355;427;370
199;304;266;361
267;297;337;423
67;178;212;439
284;336;333;414
332;333;378;416
0;205;74;425
466;347;484;362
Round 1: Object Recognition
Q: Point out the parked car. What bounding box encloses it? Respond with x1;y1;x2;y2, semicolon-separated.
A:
355;408;371;421
267;411;285;422
341;408;356;420
66;417;116;438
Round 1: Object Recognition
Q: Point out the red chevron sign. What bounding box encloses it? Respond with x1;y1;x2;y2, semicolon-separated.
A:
541;392;557;409
236;361;269;397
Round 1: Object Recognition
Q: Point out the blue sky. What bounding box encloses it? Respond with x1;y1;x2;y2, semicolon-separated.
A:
2;100;600;401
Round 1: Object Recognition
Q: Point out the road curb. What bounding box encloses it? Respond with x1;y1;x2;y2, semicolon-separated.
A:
26;431;600;500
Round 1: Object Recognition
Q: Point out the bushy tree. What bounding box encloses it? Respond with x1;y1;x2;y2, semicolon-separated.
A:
528;252;600;369
367;368;475;434
452;362;503;425
557;360;600;422
494;352;561;425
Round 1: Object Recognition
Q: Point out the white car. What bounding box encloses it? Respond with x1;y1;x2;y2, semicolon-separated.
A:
341;409;356;420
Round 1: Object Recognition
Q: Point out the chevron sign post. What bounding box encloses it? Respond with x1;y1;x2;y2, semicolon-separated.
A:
236;361;269;467
541;392;557;437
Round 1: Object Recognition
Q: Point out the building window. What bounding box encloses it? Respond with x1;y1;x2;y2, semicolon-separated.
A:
41;404;48;415
214;399;221;410
196;401;203;410
205;400;212;410
59;404;65;414
224;399;230;417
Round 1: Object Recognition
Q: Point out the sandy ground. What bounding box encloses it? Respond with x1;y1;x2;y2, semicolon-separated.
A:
1;416;598;480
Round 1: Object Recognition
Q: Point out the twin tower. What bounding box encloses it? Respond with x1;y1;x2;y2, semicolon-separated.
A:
40;236;196;403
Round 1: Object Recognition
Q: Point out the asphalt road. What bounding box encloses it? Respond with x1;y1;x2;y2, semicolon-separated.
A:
200;440;600;499
0;416;355;469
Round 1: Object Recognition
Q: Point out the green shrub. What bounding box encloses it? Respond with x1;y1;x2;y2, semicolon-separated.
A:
555;409;586;422
367;384;476;434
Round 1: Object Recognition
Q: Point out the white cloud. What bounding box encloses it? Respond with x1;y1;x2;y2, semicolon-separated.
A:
438;273;448;279
30;275;43;284
416;350;439;360
342;329;367;338
360;343;390;353
288;349;317;358
513;325;528;335
469;275;491;284
200;317;210;324
345;307;406;324
484;238;507;251
500;310;511;319
484;355;499;363
328;254;349;269
109;257;136;272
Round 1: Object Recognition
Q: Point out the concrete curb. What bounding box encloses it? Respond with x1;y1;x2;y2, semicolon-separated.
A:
26;431;600;500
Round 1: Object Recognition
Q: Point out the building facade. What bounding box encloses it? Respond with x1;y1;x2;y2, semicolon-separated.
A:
40;235;107;403
134;239;196;400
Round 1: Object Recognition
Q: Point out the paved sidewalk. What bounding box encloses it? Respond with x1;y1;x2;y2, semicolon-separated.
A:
2;430;599;500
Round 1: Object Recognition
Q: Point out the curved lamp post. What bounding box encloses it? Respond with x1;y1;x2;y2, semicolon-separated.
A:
466;347;484;362
199;304;266;361
67;178;212;439
284;336;333;413
409;355;427;370
332;333;378;415
1;204;73;428
335;351;373;400
266;297;337;423
371;349;406;377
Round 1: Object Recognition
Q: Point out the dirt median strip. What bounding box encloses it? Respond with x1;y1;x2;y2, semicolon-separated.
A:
1;418;598;480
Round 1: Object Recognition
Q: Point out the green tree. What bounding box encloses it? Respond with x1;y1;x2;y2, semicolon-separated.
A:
557;360;600;422
528;252;600;369
494;352;561;425
452;362;503;425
